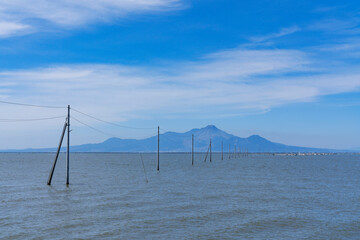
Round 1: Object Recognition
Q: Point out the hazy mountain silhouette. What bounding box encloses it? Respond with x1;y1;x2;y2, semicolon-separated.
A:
6;125;339;152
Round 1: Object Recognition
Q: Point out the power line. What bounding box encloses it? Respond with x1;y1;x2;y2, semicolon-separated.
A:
159;128;181;144
159;130;179;145
71;116;115;137
0;100;66;109
72;116;158;140
140;131;160;140
71;107;156;130
0;116;66;122
159;127;173;133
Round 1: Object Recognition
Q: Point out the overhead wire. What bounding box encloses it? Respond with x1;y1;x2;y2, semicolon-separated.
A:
0;100;66;109
71;116;116;137
0;116;66;122
159;130;179;145
159;127;173;133
159;127;183;144
0;100;184;151
71;116;158;140
140;131;160;140
71;107;156;130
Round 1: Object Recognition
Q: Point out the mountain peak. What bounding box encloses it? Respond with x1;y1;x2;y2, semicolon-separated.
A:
188;125;233;141
5;125;335;153
204;125;219;130
248;134;263;139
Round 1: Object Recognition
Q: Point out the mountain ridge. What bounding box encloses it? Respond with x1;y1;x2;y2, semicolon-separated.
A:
1;125;346;153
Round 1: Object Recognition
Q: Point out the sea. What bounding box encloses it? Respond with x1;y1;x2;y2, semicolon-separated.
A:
1;153;360;239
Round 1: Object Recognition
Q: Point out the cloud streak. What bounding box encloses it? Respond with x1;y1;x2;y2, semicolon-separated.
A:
0;0;184;37
0;45;360;148
249;26;301;42
0;46;359;121
0;21;31;38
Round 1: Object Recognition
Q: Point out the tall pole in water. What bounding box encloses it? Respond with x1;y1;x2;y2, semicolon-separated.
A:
47;118;68;185
157;126;160;171
192;134;194;165
229;144;231;159
210;139;212;163
221;141;223;160
66;105;70;185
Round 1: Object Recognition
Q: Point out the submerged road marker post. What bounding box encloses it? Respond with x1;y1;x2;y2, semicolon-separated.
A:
47;118;68;185
157;126;160;171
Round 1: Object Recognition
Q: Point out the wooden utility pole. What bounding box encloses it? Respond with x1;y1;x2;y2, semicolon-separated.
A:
47;118;68;185
221;141;223;160
157;126;160;171
203;145;209;162
229;144;231;159
192;134;194;165
210;139;212;163
66;105;70;185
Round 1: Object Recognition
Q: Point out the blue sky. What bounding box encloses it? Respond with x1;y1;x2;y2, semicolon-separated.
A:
0;0;359;149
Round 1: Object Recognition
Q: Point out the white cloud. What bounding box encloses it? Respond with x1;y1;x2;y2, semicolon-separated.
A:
308;18;360;35
0;21;31;38
1;46;360;148
0;47;358;120
0;0;184;36
0;48;312;118
179;48;309;82
249;26;301;42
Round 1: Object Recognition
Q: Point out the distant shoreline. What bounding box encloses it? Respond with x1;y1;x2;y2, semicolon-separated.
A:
0;152;358;155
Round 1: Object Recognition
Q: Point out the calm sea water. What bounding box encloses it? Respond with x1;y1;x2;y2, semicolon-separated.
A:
1;153;360;239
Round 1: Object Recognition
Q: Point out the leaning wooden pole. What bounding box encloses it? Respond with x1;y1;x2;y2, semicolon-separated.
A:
192;134;194;166
66;105;70;185
157;126;160;171
47;118;68;185
204;144;210;162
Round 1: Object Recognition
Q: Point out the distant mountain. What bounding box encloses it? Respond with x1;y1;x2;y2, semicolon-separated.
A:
4;125;342;153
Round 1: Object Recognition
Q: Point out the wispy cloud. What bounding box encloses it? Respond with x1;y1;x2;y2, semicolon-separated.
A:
0;21;31;38
249;26;301;42
0;46;359;122
312;6;339;13
1;45;360;148
0;0;184;37
308;18;360;34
